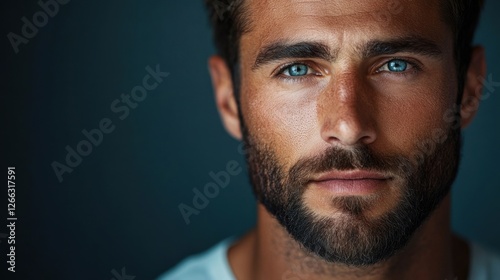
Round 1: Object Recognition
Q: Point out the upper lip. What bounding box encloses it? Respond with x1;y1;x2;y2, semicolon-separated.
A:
311;170;391;182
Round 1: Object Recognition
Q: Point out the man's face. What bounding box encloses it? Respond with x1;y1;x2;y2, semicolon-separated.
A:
236;0;460;265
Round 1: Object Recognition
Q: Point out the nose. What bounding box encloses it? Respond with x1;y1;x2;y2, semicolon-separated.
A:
318;72;377;146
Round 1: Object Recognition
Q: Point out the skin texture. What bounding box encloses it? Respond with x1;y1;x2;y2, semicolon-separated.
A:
208;0;486;279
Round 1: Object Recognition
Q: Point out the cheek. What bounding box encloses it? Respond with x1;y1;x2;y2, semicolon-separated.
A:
241;80;321;166
374;77;456;155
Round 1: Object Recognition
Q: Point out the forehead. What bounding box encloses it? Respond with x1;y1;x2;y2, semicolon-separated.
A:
240;0;451;57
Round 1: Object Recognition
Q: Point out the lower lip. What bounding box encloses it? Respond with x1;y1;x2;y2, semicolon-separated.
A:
312;179;387;195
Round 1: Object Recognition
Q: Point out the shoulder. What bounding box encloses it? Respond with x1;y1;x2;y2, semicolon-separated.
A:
469;242;500;280
156;238;236;280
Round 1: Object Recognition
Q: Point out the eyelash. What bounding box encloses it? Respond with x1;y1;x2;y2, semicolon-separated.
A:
274;61;320;83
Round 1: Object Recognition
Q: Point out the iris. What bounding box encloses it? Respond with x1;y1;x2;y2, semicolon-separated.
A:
387;59;408;72
287;64;308;76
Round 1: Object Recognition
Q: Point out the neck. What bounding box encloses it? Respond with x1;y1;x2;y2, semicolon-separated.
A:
228;194;470;280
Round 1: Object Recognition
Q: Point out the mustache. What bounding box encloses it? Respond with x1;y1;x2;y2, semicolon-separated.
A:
288;145;414;184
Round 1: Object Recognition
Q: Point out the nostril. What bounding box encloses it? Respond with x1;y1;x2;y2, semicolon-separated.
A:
320;117;377;146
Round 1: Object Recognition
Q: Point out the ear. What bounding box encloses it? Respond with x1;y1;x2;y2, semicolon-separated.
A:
208;56;242;140
460;46;487;128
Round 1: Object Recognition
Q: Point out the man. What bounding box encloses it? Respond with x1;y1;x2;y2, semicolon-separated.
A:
159;0;500;279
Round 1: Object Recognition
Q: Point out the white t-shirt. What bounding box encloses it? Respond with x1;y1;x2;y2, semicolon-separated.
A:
158;238;500;280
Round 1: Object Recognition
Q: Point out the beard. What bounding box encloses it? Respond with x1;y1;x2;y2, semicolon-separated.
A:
242;123;461;266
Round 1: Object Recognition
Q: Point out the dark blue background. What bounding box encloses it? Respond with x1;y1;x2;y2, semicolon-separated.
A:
2;1;499;279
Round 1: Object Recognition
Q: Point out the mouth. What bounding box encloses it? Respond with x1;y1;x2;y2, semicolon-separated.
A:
310;170;392;196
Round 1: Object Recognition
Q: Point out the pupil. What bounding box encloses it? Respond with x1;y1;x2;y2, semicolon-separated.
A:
290;64;307;76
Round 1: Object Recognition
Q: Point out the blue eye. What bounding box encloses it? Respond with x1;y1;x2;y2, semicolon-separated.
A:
386;59;408;72
284;63;309;76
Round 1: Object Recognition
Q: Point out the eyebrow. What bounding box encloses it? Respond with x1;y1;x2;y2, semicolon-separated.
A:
252;41;334;70
362;36;443;58
252;36;443;71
